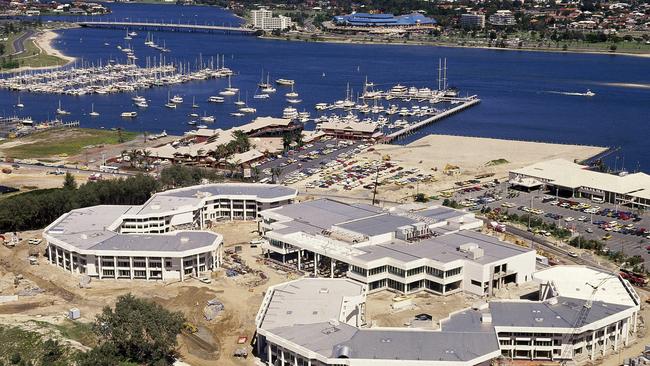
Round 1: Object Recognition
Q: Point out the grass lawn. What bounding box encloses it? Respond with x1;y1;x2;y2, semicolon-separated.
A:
1;128;138;159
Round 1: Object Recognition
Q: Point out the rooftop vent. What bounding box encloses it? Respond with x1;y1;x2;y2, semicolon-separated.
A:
319;288;329;294
458;243;484;260
151;203;161;210
335;345;351;359
535;317;544;323
481;312;492;323
180;237;190;243
380;338;392;343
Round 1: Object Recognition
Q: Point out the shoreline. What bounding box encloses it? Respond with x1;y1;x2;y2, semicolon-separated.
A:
1;28;77;74
260;34;650;59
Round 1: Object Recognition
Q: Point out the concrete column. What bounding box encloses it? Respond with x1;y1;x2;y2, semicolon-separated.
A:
180;257;185;281
282;253;285;264
113;257;118;279
196;254;200;276
230;199;234;221
624;319;630;346
161;257;165;281
145;257;149;280
297;250;301;271
634;312;638;333
98;255;103;279
129;256;134;280
281;347;285;366
55;248;60;267
604;325;609;353
243;199;247;220
591;331;596;360
330;258;334;278
614;322;619;351
47;245;52;264
69;251;74;273
266;343;272;366
314;253;318;276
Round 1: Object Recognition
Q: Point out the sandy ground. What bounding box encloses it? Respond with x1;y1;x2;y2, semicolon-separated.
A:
34;30;75;64
0;221;294;366
293;135;606;204
0;165;92;190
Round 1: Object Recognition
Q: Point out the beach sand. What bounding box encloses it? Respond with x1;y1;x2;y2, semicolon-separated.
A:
33;30;75;64
1;29;75;74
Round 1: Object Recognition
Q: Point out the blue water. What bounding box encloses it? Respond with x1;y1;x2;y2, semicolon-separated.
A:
2;3;650;171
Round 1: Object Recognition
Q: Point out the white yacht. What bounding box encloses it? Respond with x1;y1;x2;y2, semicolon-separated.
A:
208;96;225;103
285;85;299;98
286;98;302;104
132;95;146;103
253;93;270;99
276;78;295;86
238;107;256;114
121;111;137;118
135;101;149;108
170;95;183;104
282;106;298;119
16;96;24;108
200;114;215;123
89;103;99;117
56;100;70;115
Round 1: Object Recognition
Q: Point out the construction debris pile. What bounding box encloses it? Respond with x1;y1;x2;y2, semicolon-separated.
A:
203;298;224;321
222;249;268;288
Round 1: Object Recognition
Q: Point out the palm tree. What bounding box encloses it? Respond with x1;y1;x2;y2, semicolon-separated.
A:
271;166;284;184
232;130;250;153
251;166;261;182
227;161;240;179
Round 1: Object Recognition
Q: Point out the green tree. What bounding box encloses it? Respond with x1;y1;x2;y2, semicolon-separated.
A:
63;172;77;190
91;294;184;365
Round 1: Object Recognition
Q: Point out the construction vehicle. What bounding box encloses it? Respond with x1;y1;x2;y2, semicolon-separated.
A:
182;322;198;334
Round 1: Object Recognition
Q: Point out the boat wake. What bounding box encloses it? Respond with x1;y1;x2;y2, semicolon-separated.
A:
545;90;595;97
598;82;650;90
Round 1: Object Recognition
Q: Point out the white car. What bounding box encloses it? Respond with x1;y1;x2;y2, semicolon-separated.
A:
565;217;575;222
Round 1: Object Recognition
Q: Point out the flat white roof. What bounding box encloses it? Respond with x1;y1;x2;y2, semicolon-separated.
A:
534;265;639;307
511;159;650;199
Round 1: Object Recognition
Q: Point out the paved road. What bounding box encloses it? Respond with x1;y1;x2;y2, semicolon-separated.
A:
11;29;34;56
11;162;134;177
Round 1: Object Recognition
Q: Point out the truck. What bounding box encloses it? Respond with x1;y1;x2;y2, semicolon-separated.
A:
620;268;648;287
489;221;506;233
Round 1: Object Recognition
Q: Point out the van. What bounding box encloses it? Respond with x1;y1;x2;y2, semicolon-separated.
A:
591;196;604;204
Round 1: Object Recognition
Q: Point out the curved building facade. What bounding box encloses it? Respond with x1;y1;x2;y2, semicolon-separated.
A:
43;183;298;281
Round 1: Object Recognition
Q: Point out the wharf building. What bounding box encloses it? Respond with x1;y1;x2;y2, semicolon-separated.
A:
259;198;537;296
509;158;650;209
254;266;640;365
43;184;297;280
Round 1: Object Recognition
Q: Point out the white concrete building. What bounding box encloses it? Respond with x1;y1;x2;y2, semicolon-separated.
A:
509;158;650;208
254;266;641;365
489;10;516;26
259;199;536;296
251;8;293;30
43;183;297;280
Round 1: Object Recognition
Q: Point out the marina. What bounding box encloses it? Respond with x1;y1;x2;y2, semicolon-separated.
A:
0;60;234;95
0;2;648;171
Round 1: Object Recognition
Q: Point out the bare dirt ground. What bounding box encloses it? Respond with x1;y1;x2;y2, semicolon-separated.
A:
0;222;291;366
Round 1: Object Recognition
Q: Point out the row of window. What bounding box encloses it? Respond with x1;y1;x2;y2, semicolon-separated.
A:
362;265;463;279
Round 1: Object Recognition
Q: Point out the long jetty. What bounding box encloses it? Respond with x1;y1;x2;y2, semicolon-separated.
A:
384;96;481;142
77;20;256;35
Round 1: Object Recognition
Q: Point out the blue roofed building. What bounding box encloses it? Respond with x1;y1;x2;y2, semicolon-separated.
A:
331;12;437;31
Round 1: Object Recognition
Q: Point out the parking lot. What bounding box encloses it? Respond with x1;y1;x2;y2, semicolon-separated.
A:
452;184;650;270
254;137;366;183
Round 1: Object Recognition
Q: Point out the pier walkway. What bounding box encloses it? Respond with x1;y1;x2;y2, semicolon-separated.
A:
384;96;481;142
77;21;256;35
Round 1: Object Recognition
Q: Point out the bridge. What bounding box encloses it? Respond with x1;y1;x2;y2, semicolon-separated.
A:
77;21;257;35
